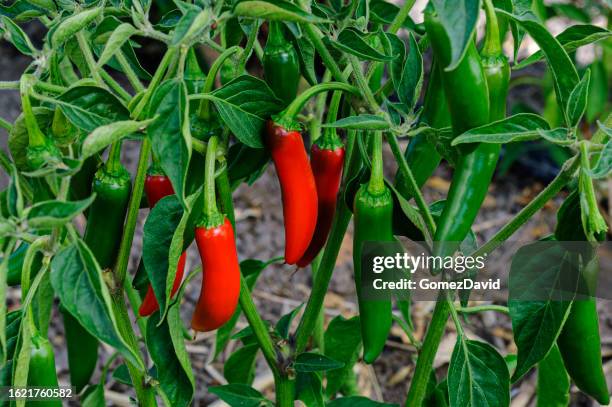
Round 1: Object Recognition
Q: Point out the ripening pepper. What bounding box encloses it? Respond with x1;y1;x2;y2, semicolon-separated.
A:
138;169;187;317
263;21;300;106
191;136;241;331
265;120;318;265
61;307;98;393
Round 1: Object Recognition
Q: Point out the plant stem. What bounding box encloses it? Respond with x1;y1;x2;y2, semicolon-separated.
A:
111;295;157;407
281;82;359;122
198;46;241;120
34;81;67;94
238;276;280;376
388;0;417;34
0;81;19;90
368;132;385;194
482;0;502;57
238;20;259;70
203;136;219;220
114;138;151;287
276;376;296;407
348;55;378;112
301;24;344;85
456;304;509;315
117;50;145;92
471;155;580;258
405;298;449;406
294;130;358;353
76;31;103;84
100;69;132;101
216;163;235;228
385;133;436;236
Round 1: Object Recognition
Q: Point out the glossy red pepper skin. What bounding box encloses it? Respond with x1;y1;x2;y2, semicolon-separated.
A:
296;143;344;267
191;218;241;331
138;174;187;317
265;120;318;265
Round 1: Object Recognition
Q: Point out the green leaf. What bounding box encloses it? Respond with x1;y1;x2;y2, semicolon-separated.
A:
586;60;607;123
57;86;130;132
327;396;398;407
296;372;324;407
293;352;344;372
498;10;579;113
1;16;37;56
81;119;151;159
143;195;184;318
431;0;480;70
397;33;423;111
171;7;212;45
294;35;317;85
324;315;362;397
536;345;570;407
0;1;46;22
331;28;395;62
224;344;259;385
589;139;612;179
447;339;510;407
508;242;574;382
52;8;102;47
209;384;270;407
146;302;195;407
452;113;551;145
97;23;138;68
147;79;191;207
50;240;143;369
323;114;390;130
565;69;590;128
233;0;330;23
514;25;612;70
26;195;95;229
207;75;283;148
111;364;132;386
535;128;574;146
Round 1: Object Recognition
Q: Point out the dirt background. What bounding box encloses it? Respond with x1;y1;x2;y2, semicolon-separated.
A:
1;2;611;406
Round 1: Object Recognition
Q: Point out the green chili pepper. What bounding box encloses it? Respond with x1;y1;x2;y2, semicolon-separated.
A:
425;3;501;259
6;243;42;286
263;21;300;106
61;307;98;393
395;60;450;199
69;142;130;391
83;142;132;270
555;190;610;405
353;132;393;364
27;332;61;407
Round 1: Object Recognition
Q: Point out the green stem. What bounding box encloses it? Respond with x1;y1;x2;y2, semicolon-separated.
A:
199;46;241;120
116;50;145;92
216;161;236;228
132;48;177;120
238;276;280;376
388;0;417;34
471;155;580;258
114;138;151;287
405;298;449;406
100;69;132;101
368;132;385;194
385;133;436;236
105;142;123;173
19;76;46;147
0;149;11;173
482;0;502;57
348;55;378;112
204;136;220;220
238;20;259;70
310;254;325;351
111;295;156;407
446;293;464;337
301;24;345;84
276;376;296;407
76;31;103;84
34;81;67;94
280;82;359;123
0;81;19;90
124;276;147;334
294;130;358;353
456;304;509;315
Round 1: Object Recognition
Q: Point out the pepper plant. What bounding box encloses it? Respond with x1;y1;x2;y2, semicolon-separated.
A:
1;0;611;406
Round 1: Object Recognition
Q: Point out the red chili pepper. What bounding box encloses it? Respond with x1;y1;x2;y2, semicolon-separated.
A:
138;173;187;317
265;120;318;265
296;141;344;267
191;217;241;331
